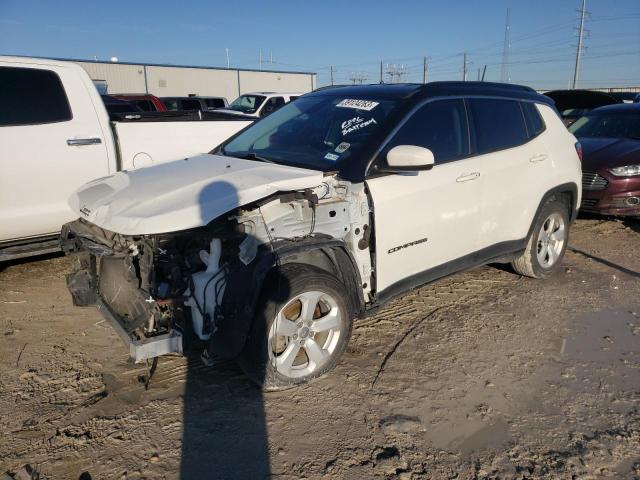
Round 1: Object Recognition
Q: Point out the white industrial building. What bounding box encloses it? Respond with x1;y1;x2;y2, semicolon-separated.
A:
66;58;316;100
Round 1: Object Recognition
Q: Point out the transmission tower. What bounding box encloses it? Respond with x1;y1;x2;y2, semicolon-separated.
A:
385;64;406;83
572;0;589;89
349;72;368;84
500;8;511;83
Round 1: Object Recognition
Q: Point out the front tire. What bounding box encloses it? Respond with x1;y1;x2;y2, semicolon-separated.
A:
237;264;353;390
512;197;570;278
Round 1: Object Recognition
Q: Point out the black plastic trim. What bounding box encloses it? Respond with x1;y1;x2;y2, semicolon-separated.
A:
374;238;527;307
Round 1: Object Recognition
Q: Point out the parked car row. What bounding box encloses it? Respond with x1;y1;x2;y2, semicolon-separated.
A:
108;92;301;117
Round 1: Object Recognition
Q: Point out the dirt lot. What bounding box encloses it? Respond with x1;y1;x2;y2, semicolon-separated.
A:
1;216;639;480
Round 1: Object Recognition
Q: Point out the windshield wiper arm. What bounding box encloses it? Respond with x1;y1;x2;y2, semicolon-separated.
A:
234;152;277;164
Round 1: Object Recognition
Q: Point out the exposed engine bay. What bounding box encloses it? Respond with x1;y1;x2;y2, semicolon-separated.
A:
61;176;373;363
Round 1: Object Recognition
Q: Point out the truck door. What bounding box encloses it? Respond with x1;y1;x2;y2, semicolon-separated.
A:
365;99;483;297
0;62;111;241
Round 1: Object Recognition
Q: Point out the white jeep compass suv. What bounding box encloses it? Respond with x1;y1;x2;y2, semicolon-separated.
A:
62;82;582;389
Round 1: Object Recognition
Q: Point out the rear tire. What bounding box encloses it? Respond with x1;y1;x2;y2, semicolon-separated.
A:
237;264;353;391
512;197;570;279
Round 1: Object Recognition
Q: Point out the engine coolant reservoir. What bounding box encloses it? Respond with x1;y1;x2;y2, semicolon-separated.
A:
185;238;226;340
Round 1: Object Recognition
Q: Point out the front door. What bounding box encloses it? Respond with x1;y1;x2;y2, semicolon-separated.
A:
366;99;483;296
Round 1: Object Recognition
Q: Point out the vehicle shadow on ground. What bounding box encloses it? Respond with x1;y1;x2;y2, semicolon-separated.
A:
0;251;64;273
179;180;287;479
570;213;640;278
622;217;640;235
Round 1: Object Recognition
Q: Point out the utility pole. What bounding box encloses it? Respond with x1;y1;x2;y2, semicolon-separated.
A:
380;61;383;83
463;53;468;81
500;8;511;83
330;66;334;86
259;49;262;70
572;0;588;89
422;56;429;84
225;48;230;68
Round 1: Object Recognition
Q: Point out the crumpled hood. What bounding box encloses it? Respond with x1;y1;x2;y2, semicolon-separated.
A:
69;154;323;235
579;137;640;170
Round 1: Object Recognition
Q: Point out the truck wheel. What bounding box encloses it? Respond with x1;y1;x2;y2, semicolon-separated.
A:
511;197;570;279
237;264;353;390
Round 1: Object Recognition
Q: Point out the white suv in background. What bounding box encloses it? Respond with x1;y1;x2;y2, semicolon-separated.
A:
62;82;582;390
216;92;303;118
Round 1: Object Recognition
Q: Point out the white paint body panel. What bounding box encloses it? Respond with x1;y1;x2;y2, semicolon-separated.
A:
0;57;116;241
216;92;303;118
69;154;323;235
366;158;483;293
114;120;251;170
368;102;582;294
0;56;252;243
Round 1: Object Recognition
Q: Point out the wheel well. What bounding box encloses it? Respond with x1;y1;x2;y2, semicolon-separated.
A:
277;247;365;316
550;190;574;220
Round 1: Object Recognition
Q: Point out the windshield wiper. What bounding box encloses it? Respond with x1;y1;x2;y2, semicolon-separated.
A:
232;152;277;164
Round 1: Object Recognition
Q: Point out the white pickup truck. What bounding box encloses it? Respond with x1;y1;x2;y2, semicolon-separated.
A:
0;56;252;260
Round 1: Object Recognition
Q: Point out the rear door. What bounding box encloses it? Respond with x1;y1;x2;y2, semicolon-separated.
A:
0;62;110;241
366;99;483;295
466;98;548;246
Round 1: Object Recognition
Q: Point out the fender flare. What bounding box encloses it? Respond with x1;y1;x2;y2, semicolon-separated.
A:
526;182;579;241
208;235;365;359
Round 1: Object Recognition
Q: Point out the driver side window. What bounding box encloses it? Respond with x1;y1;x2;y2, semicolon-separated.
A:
383;99;470;165
261;97;285;117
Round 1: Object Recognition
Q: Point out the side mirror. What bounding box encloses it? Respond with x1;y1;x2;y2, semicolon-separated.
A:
383;145;435;172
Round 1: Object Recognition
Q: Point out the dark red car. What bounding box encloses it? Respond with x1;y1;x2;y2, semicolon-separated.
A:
569;103;640;216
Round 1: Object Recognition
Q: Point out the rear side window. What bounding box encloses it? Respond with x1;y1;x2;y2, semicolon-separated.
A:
0;66;72;126
385;99;469;164
521;102;545;138
163;99;179;110
180;99;202;110
135;100;155;112
468;98;528;154
205;98;226;108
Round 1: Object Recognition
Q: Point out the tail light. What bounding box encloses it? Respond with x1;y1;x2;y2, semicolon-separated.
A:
575;141;583;162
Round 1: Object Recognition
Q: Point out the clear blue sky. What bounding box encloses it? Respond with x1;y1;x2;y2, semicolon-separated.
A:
1;0;638;90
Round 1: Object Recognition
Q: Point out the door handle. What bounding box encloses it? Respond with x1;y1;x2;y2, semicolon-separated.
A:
456;172;481;182
67;138;102;146
529;153;548;163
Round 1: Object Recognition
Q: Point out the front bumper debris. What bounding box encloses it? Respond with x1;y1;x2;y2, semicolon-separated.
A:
95;298;183;363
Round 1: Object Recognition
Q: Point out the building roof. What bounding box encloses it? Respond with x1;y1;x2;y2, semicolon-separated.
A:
2;54;316;76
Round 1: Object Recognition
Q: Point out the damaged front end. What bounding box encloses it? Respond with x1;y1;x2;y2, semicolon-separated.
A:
61;178;373;364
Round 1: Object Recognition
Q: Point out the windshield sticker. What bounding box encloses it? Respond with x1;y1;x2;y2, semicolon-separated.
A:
324;152;340;161
336;99;379;111
341;116;377;136
335;142;350;153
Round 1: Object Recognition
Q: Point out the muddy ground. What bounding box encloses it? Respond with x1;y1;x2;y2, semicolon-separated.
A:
1;216;639;480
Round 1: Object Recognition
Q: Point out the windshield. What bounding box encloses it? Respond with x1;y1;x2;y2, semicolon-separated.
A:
221;95;398;171
569;111;640;140
228;94;267;114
